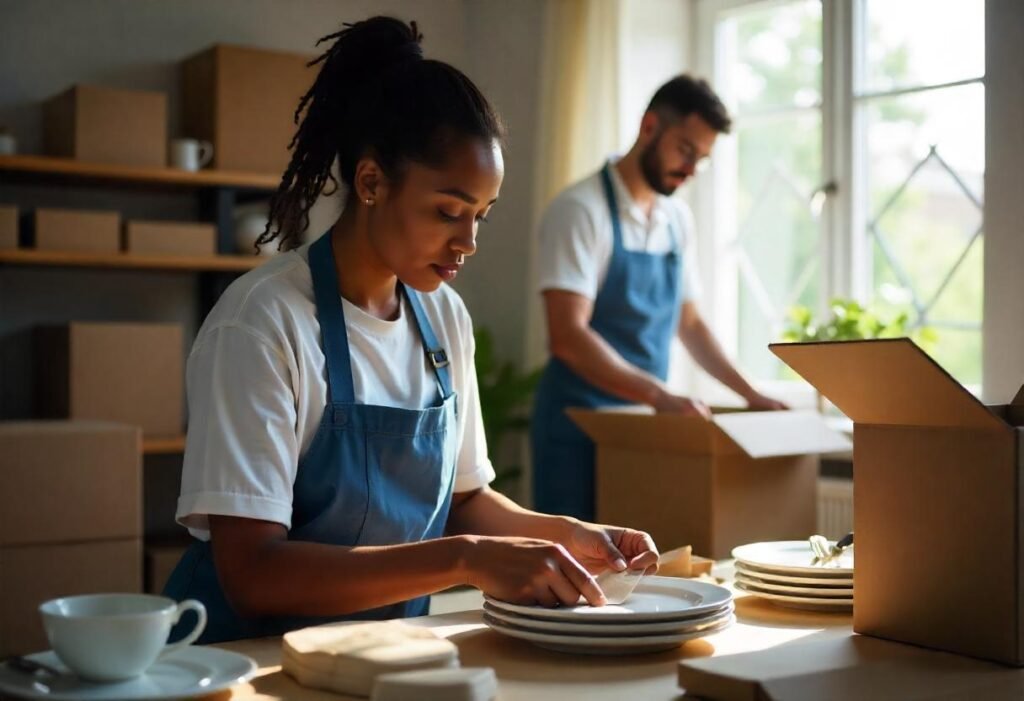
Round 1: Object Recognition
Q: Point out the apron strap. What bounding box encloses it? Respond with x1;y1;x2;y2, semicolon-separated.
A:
403;285;454;399
600;162;625;254
308;233;357;404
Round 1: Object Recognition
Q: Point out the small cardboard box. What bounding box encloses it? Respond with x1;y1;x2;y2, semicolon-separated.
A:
0;421;141;546
0;204;17;249
145;544;188;594
35;322;184;437
43;84;167;167
124;220;216;257
678;635;1024;701
181;44;313;174
33;207;121;253
569;408;850;558
0;539;142;657
771;338;1024;666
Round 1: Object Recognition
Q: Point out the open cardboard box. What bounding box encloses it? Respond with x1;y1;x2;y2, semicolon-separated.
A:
771;338;1024;666
568;407;850;558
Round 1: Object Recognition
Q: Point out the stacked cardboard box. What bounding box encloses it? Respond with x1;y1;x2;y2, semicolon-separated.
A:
124;220;216;257
0;421;142;657
569;408;850;559
0;204;16;249
33;207;121;252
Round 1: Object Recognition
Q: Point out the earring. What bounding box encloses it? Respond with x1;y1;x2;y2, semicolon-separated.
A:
364;198;375;206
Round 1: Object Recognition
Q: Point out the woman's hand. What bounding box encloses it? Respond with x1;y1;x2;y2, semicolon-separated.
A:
460;535;607;608
564;521;660;576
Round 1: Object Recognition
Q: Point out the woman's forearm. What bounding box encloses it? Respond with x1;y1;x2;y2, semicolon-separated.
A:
447;488;576;543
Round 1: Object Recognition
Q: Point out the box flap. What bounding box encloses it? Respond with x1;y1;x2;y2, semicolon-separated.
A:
770;339;1007;431
712;410;851;458
567;407;714;453
1013;385;1024;406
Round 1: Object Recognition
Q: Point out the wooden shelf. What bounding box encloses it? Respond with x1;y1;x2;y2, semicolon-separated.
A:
0;154;280;191
143;435;186;455
0;248;265;272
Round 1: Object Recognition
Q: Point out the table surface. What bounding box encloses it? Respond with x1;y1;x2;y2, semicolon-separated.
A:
210;569;854;701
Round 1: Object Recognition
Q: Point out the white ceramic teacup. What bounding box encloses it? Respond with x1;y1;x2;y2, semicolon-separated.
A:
39;593;207;682
169;138;213;171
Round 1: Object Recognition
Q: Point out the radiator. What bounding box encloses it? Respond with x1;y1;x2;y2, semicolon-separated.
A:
817;477;853;539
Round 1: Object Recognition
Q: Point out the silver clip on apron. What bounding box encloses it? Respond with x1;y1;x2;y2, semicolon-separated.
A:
531;162;682;521
164;232;458;643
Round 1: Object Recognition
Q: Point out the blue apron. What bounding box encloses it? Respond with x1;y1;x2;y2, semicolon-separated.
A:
531;163;682;521
164;232;458;644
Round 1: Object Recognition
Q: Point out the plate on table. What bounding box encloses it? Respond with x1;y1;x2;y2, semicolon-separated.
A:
481;601;734;636
734;562;854;587
482;611;735;655
734;573;854;597
735;581;853;612
484;576;733;623
732;541;853;576
0;646;257;700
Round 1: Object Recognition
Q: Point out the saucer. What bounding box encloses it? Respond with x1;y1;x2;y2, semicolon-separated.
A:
0;646;257;700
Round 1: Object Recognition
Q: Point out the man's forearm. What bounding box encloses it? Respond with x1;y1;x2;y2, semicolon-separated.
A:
679;318;755;400
551;325;668;406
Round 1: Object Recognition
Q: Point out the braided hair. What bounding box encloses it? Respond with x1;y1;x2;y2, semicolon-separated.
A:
260;16;506;251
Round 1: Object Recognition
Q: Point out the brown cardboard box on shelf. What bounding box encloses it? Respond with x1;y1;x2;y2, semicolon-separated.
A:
43;84;167;167
569;408;850;559
0;421;141;546
146;543;188;594
771;338;1024;666
181;44;313;174
35;322;183;437
0;539;142;657
0;204;16;249
34;207;121;252
124;220;216;257
678;635;1024;701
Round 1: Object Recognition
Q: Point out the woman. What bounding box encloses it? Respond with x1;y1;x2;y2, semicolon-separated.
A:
164;16;658;644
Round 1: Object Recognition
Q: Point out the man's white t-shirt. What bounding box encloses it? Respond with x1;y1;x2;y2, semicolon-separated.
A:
536;160;702;302
176;241;495;541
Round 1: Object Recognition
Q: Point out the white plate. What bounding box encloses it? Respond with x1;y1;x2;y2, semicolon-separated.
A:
484;576;733;623
734;573;854;597
0;647;257;700
735;581;853;612
481;601;734;635
732;541;853;575
734;563;854;586
482;612;735;655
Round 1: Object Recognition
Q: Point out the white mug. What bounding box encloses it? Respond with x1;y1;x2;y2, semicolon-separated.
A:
0;132;16;156
170;138;213;171
39;593;207;682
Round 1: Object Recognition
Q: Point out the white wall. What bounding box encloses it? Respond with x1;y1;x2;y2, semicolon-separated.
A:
982;0;1024;403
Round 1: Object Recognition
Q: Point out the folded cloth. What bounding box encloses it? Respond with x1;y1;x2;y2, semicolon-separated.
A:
371;667;498;701
282;620;459;697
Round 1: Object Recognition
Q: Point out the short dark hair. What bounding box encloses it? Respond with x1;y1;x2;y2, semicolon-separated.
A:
261;16;506;251
646;75;731;134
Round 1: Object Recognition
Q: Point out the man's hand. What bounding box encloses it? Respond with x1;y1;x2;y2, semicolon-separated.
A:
745;392;789;411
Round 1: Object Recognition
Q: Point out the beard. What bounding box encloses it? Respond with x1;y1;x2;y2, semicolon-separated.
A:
639;132;687;196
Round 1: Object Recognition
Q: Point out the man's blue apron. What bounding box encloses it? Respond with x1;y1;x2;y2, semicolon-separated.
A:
531;163;682;521
163;232;458;643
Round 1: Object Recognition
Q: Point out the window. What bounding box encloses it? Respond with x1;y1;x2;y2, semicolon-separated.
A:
694;0;986;392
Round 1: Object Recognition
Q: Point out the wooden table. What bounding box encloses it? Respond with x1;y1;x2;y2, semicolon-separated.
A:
209;578;854;700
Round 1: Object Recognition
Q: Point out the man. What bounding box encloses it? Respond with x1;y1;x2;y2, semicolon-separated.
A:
531;75;786;521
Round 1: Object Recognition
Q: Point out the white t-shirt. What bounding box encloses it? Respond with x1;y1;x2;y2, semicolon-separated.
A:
536;160;702;302
176;242;495;541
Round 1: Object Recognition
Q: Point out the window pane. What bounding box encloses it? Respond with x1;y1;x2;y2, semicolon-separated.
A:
719;0;822;113
860;0;985;94
736;111;822;378
862;83;984;384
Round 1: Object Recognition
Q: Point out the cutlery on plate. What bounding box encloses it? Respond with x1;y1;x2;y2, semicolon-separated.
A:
808;532;853;565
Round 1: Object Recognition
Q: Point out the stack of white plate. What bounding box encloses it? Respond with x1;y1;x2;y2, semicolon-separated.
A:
482;576;734;655
732;540;853;612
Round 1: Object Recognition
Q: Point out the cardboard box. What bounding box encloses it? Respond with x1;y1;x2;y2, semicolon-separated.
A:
0;539;142;657
0;421;141;546
35;322;184;437
0;204;16;249
771;338;1024;666
33;207;121;252
124;220;216;257
43;84;167;167
145;544;188;594
569;408;850;558
678;635;1024;701
181;44;313;174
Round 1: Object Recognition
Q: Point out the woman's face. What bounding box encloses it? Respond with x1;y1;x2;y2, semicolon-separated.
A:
367;137;504;292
